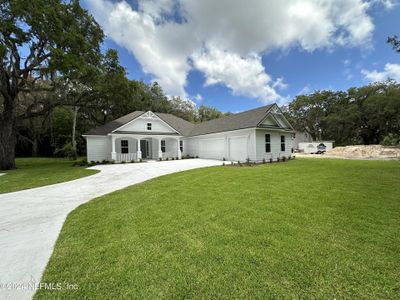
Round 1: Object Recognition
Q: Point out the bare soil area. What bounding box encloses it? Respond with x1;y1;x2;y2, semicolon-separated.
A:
298;145;400;160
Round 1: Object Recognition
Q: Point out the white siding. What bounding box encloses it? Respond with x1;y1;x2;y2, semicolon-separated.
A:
115;137;137;153
255;130;292;161
86;136;111;162
117;118;175;133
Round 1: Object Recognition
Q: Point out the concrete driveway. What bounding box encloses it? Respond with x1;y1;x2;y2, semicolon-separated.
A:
0;159;222;300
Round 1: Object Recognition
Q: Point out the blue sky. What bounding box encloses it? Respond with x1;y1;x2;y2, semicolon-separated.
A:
82;0;400;113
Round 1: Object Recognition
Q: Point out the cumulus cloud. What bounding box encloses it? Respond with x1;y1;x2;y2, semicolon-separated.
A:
192;47;283;102
362;63;400;82
86;0;380;103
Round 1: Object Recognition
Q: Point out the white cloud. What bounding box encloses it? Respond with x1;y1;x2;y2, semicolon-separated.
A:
370;0;397;9
362;63;400;82
87;0;379;103
193;93;203;102
192;46;283;103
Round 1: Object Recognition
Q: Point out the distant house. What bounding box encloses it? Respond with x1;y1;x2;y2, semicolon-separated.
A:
84;104;295;163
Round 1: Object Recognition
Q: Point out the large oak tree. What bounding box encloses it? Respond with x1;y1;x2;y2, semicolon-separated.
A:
0;0;103;169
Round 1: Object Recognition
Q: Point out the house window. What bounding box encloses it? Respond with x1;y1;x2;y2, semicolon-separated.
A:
281;135;285;152
147;123;152;130
121;140;129;154
161;140;166;153
179;140;183;152
265;134;271;153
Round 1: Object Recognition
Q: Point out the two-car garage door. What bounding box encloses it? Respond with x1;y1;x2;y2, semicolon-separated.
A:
199;138;225;160
198;136;248;161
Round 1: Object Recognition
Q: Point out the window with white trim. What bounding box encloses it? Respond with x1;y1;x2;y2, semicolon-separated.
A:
121;140;129;154
281;135;285;152
161;140;166;153
265;134;271;153
179;140;183;152
147;123;152;130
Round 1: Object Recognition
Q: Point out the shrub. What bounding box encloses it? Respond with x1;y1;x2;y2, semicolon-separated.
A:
381;134;400;146
195;156;199;158
282;156;286;162
130;160;135;163
246;158;250;164
222;162;225;166
159;157;162;161
262;158;266;164
166;157;169;161
121;161;126;164
223;157;226;161
73;159;88;167
175;157;179;160
101;160;110;164
54;143;77;160
277;158;280;162
269;158;273;163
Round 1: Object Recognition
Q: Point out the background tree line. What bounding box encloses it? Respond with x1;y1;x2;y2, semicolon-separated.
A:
0;0;228;169
283;80;400;146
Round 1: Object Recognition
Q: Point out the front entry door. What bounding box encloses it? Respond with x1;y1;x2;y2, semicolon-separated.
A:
140;140;150;159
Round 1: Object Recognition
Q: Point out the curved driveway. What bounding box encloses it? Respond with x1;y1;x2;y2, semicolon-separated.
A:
0;159;222;300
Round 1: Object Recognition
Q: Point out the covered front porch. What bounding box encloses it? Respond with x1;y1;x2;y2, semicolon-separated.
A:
110;134;182;162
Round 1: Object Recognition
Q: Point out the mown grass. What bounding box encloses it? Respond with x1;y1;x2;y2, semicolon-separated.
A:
0;157;98;194
35;159;400;299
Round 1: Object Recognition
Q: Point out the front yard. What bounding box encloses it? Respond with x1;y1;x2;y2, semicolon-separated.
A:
0;158;98;194
35;159;400;299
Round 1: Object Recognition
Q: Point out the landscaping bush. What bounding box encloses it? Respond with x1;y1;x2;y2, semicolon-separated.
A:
381;134;400;146
54;143;77;160
73;159;88;167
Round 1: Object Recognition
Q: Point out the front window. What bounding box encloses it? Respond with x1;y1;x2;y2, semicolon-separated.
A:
179;140;183;152
281;135;285;152
147;123;152;130
265;134;271;153
121;140;129;154
161;140;166;153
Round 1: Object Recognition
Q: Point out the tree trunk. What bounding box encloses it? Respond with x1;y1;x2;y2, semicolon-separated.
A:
71;106;79;160
32;137;39;157
0;118;16;170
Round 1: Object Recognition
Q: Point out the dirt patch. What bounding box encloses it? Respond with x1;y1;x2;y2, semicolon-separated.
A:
326;145;400;160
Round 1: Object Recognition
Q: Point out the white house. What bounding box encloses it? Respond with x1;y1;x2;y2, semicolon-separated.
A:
83;104;295;163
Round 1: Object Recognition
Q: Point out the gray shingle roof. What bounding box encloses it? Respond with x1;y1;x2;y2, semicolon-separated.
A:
188;104;274;136
84;104;277;136
155;112;195;136
85;111;144;135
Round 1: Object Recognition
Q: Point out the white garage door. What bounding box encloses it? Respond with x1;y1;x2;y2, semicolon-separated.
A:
229;136;248;162
199;138;225;160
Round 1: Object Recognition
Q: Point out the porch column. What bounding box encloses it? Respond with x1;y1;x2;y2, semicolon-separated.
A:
177;138;181;159
158;138;163;160
137;138;142;160
111;135;117;161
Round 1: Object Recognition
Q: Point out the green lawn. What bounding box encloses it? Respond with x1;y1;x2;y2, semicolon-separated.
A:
0;157;98;194
35;159;400;299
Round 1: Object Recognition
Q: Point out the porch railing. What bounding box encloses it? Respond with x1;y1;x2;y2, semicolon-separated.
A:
116;152;137;162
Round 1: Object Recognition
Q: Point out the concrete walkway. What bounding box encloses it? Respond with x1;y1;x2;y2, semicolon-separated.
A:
0;159;222;300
